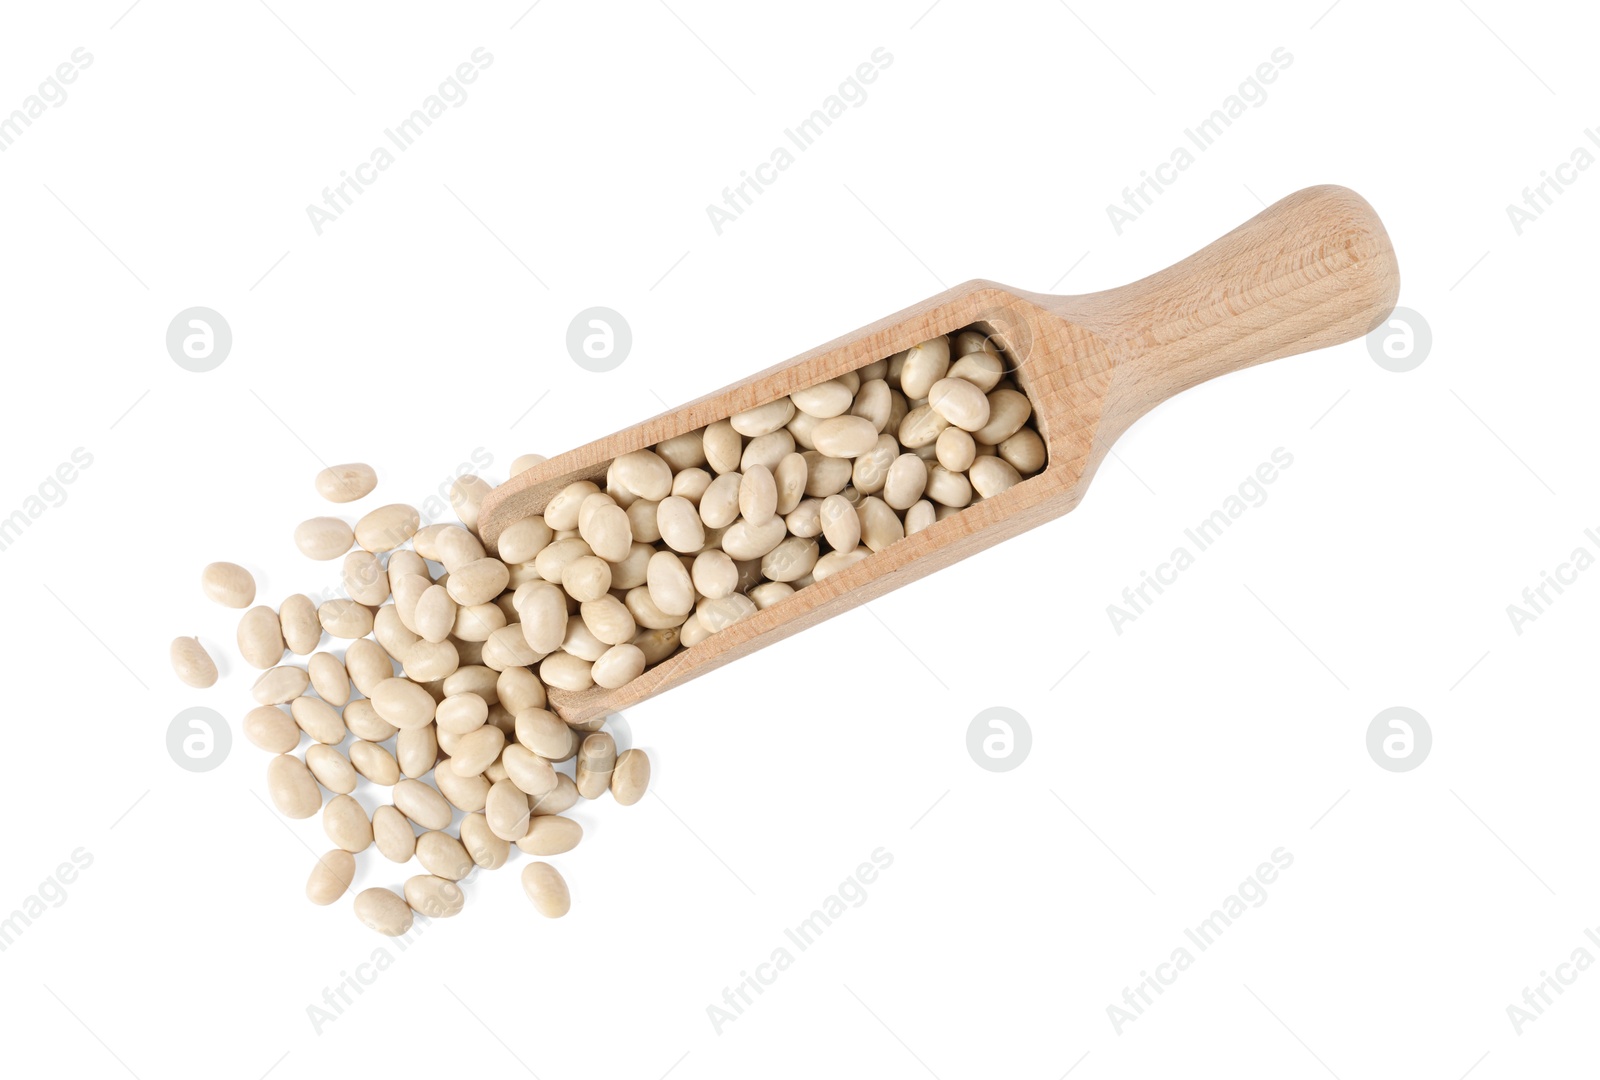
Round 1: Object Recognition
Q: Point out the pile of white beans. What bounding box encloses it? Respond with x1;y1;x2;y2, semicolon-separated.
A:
175;470;650;935
171;325;1041;935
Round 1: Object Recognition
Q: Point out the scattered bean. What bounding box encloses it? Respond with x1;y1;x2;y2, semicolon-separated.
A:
516;815;582;856
244;705;299;753
267;754;321;818
315;463;378;503
307;849;357;905
237;606;284;670
611;748;651;806
354;504;421;553
323;794;372;852
353;887;412;936
404;875;465;918
520;862;571;918
170;636;218;688
372;805;417;863
201;562;256;608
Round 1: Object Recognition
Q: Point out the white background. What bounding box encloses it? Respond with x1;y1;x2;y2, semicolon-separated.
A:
1;1;1595;1077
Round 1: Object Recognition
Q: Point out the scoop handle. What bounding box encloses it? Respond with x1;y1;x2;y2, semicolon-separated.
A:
1059;184;1400;439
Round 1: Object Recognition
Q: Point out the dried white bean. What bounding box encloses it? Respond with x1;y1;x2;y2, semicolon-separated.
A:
698;473;742;529
307;850;356;905
170;637;218;688
811;415;878;458
354;504;420;553
611;748;651;805
521;862;570;917
201;562;256;608
928;377;992;431
295;517;354;560
315;463;378;503
970;455;1024;498
237;606;284;670
657;496;706;553
900;337;951;398
354;887;412;936
730;397;794;437
703;419;743;474
973;389;1032;445
820;495;861;551
739;465;778;526
721;516;787;560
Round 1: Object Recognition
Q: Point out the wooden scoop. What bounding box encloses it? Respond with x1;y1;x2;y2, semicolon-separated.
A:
480;184;1400;723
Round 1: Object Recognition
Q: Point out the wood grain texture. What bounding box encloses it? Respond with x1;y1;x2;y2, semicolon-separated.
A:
480;185;1400;723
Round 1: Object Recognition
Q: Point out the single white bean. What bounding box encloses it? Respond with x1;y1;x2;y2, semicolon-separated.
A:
729;397;795;437
544;481;600;531
691;550;738;599
170;637;218;688
657;496;706;553
540;651;594;692
720;516;787;560
698;473;742;529
655;431;708;472
857;496;904;553
973;389;1032;445
811;415;879;458
883;454;928;510
998;427;1047;474
612;449;674;500
925;465;974;508
404;875;465;918
560;555;612;602
354;504;421;553
905;499;938;535
497;516;554;564
761;537;819;582
521;862;571;917
703;419;743;474
295;517;354;560
949;350;1005;391
739;465;778;526
200;562;256;608
354;887;413;936
791;378;854;418
936;427;977;472
593;643;646;688
611;748;651;805
315;463;378;503
742;430;796;476
820;495;861;551
237;606;284;669
646;550;695;616
306;850;356;905
927;377;992;432
899;336;951;398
